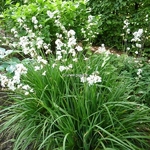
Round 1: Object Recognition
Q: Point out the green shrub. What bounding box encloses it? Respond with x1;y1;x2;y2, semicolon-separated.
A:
0;0;25;13
87;0;150;57
0;0;101;56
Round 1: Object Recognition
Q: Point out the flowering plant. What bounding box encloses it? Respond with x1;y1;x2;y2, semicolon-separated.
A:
122;16;150;57
1;0;101;55
0;0;101;93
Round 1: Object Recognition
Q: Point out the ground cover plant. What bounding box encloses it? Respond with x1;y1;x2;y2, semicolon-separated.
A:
0;0;150;150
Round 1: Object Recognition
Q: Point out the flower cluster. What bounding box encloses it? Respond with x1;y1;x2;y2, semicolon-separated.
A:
1;64;27;89
131;29;144;55
34;57;47;71
32;16;38;24
131;29;143;42
122;17;146;55
0;63;33;94
0;0;102;95
80;72;102;86
137;68;142;78
47;10;58;19
54;29;83;62
59;64;73;72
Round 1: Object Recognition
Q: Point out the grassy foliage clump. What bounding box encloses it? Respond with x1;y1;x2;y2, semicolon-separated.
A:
1;53;150;150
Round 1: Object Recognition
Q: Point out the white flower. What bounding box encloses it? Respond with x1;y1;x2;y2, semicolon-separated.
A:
0;48;5;58
43;44;48;50
47;10;57;18
45;49;52;54
59;64;72;72
84;57;89;61
42;71;46;76
138;29;143;35
127;47;130;51
68;48;76;55
135;51;138;54
15;64;28;75
30;49;37;58
30;88;34;93
22;85;30;90
137;69;142;76
32;16;38;24
55;19;61;26
13;74;20;84
17;18;23;23
73;58;78;62
34;66;41;71
56;33;62;38
39;24;42;28
34;25;38;29
52;63;57;68
56;55;62;60
76;45;83;51
55;39;64;50
17;83;23;89
8;80;16;91
29;32;35;38
88;15;94;22
80;72;102;86
135;43;142;48
68;37;76;47
61;50;67;54
81;28;86;34
80;75;87;83
124;19;129;26
0;75;8;87
126;28;130;34
68;64;73;69
11;28;16;33
36;37;43;49
67;30;75;37
87;74;102;86
37;56;47;64
56;50;61;55
131;29;143;42
25;91;29;95
59;66;66;72
96;44;106;53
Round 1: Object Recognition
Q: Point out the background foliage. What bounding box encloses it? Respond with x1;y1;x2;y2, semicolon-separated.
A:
0;0;100;54
87;0;150;57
